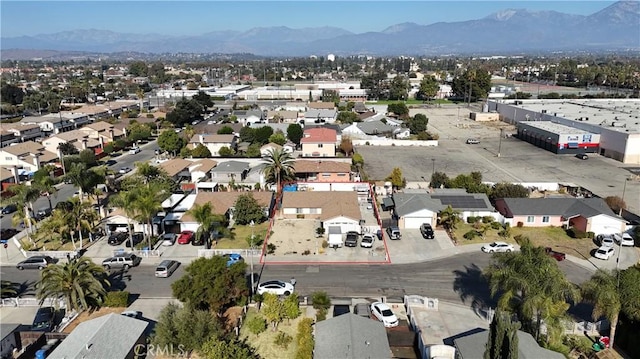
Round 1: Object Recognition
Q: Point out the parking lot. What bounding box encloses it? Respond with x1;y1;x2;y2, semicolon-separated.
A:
357;105;640;213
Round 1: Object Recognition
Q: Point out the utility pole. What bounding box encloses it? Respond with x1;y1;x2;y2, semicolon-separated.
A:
249;220;255;295
498;128;504;158
431;158;436;177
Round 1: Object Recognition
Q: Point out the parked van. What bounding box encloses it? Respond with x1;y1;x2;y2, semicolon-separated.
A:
386;226;402;240
155;260;180;278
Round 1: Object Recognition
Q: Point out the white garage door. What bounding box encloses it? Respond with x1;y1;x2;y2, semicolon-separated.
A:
404;217;431;229
325;221;360;233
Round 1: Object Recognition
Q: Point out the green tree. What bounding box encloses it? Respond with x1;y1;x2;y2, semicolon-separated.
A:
37;257;108;311
484;308;520;359
192;144;212;158
192;91;214;109
430;171;448;189
386;167;406;189
389;75;409;100
336;111;359;124
199;338;260;359
352;153;364;168
254;126;274;144
485;238;580;343
65;197;98;249
408;113;428;134
132;185;165;248
158;130;185;155
284;293;301;323
387;103;409;118
490;183;530;201
219;146;235;157
452;67;492;101
286;124;303;145
8;183;40;239
171;256;249;314
186;203;219;247
217;126;234;135
261;148;296;192
166;98;203;127
78;149;97;167
439;206;462;231
234;194;265;225
268;132;287;146
128;61;148;76
126;122;152;143
239;126;256;143
417;75;439;100
58;142;79;156
135;162;164;185
581;269;623;348
262;293;285;331
246;143;261;158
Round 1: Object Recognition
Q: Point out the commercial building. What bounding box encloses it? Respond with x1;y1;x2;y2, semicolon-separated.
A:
516;121;600;154
488;99;640;164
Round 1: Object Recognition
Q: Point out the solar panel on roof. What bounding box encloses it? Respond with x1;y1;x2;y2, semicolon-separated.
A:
431;195;488;209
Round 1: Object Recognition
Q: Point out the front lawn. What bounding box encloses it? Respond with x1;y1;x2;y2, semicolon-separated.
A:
214;221;270;249
452;223;597;260
240;307;306;359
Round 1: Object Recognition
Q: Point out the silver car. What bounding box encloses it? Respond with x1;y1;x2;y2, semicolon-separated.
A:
16;256;55;270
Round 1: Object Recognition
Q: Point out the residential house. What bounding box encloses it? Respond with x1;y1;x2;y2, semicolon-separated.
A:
394;127;411;139
21;114;74;135
188;134;236;157
260;142;283;157
494;197;626;234
0;167;17;191
358;111;385;122
282;141;296;153
294;160;351;182
3;123;43;142
188;159;218;183
303;109;338;124
196;122;243;137
300;128;337;157
0;141;59;176
353;102;369;113
342;120;396;139
233;110;264;126
59;112;92;128
78;121;124;143
308;102;336;110
158;158;193;181
42;130;102;155
47;313;148;359
283;102;307;112
0;323;20;359
266;110;299;123
314;313;392;359
0;130;18;148
453;329;564;359
210;160;250;183
281;191;362;233
392;189;496;229
179;191;274;231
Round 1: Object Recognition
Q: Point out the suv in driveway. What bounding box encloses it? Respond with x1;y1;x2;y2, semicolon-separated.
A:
386;226;401;240
345;231;359;247
420;223;435;239
108;232;128;246
102;253;141;270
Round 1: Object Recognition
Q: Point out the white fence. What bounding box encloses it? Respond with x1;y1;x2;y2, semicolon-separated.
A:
0;297;66;308
353;139;438;147
26;250;78;259
197;249;262;258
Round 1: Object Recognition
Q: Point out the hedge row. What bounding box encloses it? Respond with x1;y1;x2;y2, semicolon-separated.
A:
295;318;314;359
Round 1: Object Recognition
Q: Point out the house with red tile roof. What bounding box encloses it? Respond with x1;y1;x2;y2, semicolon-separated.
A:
300;128;337;157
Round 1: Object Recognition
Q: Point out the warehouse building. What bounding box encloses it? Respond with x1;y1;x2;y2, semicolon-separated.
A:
488;99;640;164
517;121;600;154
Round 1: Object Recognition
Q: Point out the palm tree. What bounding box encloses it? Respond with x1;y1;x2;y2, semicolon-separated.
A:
66;197;97;250
485;238;580;343
37;209;73;248
33;175;58;212
581;269;622;348
110;189;140;248
132;185;165;249
135;161;163;185
438;205;461;232
261;148;295;193
9;183;41;240
37;257;108;312
186;202;217;247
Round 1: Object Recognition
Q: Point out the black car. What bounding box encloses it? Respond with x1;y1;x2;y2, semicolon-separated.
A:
1;204;17;215
124;232;144;248
345;231;359;247
191;231;210;246
1;228;19;243
108;232;128;246
575;153;589;160
31;307;56;332
420;223;435;239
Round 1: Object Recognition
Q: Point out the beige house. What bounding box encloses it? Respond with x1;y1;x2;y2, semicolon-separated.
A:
42;130;102;154
77;121;124;143
281;191;362;233
0;141;59;174
188;134;236;157
3;123;43;142
300;128;337;157
294;160;351;182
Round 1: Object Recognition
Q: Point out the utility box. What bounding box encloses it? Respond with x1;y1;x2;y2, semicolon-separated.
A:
327;226;343;248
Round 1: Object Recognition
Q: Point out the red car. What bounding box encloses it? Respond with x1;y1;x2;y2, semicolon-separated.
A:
177;230;194;245
545;247;566;261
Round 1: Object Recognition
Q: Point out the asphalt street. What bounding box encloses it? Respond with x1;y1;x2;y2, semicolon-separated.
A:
0;252;595;305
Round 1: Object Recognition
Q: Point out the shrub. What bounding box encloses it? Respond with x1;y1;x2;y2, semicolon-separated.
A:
365;141;370;145
103;291;129;307
274;331;293;348
267;243;276;254
246;314;267;335
482;216;494;224
295;318;314;359
302;250;311;255
321;240;329;248
311;291;331;310
490;222;502;230
567;227;587;239
316;307;328;321
586;231;595;239
467;216;478;224
463;230;479;240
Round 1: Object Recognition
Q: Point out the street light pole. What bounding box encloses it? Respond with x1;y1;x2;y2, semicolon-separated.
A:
498;128;504;158
249;220;255;295
431;158;435;178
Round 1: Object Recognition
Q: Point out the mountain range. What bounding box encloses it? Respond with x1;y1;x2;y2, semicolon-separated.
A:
1;1;639;59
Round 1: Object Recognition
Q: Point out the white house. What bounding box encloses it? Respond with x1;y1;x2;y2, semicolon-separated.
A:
260;142;283;157
281;191;362;233
188;134;237;157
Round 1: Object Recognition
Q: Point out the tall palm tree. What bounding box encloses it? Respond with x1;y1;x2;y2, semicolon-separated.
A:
34;175;58;212
110;189;140;248
132;185;165;249
186;202;217;247
261;148;295;193
581;269;622;348
9;183;41;240
37;209;73;248
37;257;108;312
66;197;98;250
135;161;163;185
485;238;580;343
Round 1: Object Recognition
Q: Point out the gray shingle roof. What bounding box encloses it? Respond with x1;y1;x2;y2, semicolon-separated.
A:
210;160;250;173
48;313;148;359
356;120;396;135
0;323;20;340
500;198;617;218
393;193;444;217
453;329;565;359
314;313;392;359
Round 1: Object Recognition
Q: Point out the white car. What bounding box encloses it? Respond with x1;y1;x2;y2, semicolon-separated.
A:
481;241;514;253
615;233;635;247
256;280;294;296
361;233;375;248
119;167;132;174
129;147;141;155
598;234;615;248
594;246;615;260
370;302;399;328
161;233;176;246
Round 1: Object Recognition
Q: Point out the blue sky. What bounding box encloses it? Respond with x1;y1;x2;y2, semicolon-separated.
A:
1;1;615;37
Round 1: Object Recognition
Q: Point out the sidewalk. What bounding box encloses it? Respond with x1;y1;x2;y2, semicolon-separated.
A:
0;232;28;266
